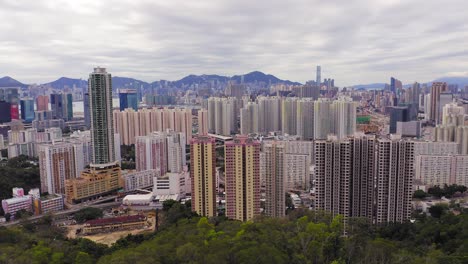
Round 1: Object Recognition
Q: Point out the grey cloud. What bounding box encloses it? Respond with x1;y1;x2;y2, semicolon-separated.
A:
0;0;467;85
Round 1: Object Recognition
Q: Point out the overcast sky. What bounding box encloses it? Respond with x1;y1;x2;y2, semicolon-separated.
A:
1;0;467;86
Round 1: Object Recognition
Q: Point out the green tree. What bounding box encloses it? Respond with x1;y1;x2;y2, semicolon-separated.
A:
413;189;427;199
75;252;94;264
429;204;448;218
74;207;103;223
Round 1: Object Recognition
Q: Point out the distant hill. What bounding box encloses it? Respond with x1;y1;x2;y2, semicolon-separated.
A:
44;76;151;91
171;74;230;87
231;71;301;85
112;76;150;90
45;77;87;89
351;83;386;90
0;76;28;88
169;71;301;88
431;76;468;88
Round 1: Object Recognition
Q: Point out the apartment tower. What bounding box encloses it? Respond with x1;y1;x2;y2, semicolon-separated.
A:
190;135;216;217
225;135;260;221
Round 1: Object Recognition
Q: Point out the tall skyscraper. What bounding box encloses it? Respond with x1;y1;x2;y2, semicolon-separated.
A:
258;96;282;133
332;97;357;139
190;135;216;217
375;136;414;224
20;98;35;123
0;101;11;123
224;136;260;221
240;102;259;135
119;89;138;111
50;93;73;121
83;92;91;129
390;77;402;95
36;95;49;111
197;109;208;135
316;66;321;87
281;97;298;136
442;102;465;126
88;67;115;165
296;98;315;140
315;135;375;223
389;106;410;134
314;99;332;139
261;141;285;218
430;82;448;124
314;97;356;139
207;97;238;136
65;68;122;204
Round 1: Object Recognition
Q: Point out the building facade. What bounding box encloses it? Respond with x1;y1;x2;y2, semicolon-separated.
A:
225;136;260;221
190;136;216;217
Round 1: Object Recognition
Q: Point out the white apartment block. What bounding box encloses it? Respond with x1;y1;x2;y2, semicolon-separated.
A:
123;169;160;192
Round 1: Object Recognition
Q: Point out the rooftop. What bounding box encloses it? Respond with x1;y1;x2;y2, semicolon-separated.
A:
84;215;145;227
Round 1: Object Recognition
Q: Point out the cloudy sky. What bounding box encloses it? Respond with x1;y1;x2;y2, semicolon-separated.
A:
1;0;467;86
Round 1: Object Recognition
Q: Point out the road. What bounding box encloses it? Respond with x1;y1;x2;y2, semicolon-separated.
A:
0;197;120;227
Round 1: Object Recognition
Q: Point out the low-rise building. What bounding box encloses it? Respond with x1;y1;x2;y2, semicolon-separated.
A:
2;188;33;218
82;215;147;235
65;164;123;204
123;170;159;192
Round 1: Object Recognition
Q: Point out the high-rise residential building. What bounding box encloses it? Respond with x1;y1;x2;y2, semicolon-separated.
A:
88;67;115;165
197;109;208;135
166;131;186;173
261;141;285;218
296;98;314;140
332;97;357;139
442;102;465;126
415;155;468;187
240;102;259;135
190;135;216;217
38;142;77;195
135;130;186;174
224;136;260;221
119;89;138;111
113;107;192;145
434;102;468;154
281;97;298;136
225;83;246;99
20;98;35;122
315;135;375;223
65;68;122;204
293;85;320;99
430;82;448;124
258;96;282;133
84;92;91;129
375;136;414;224
314;99;332;139
36;95;49;111
315;134;416;224
314;97;356;139
207;97;238;136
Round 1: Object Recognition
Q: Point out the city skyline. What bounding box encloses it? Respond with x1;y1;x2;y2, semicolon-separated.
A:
1;0;468;86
